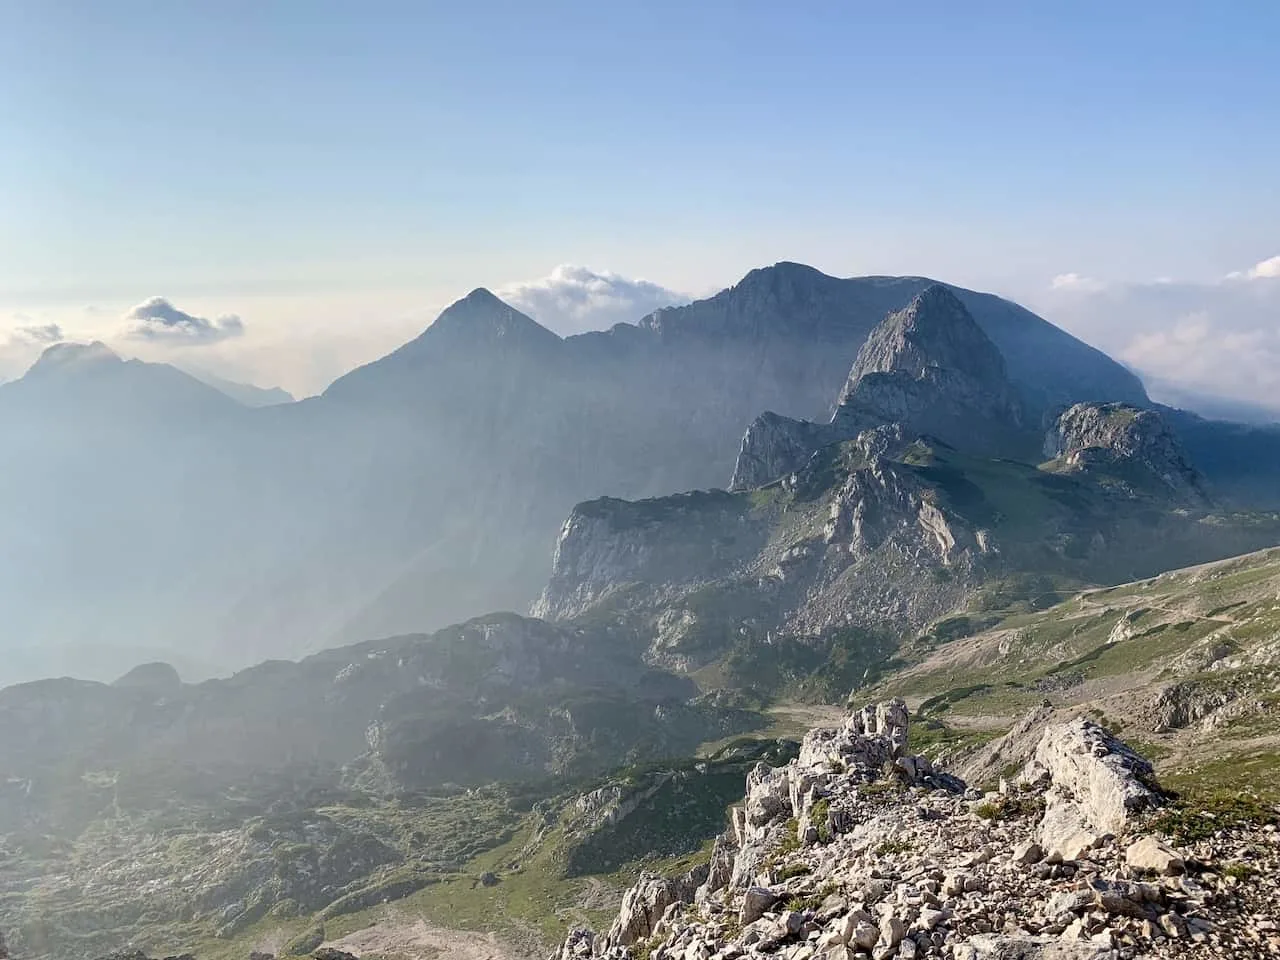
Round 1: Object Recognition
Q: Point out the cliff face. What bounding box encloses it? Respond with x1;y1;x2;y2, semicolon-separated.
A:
1045;402;1211;505
731;286;1032;491
834;285;1024;448
536;432;999;673
532;491;771;622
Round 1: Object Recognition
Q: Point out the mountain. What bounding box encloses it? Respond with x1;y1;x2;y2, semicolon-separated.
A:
732;286;1032;489
0;265;1198;685
182;367;296;406
3;279;1280;957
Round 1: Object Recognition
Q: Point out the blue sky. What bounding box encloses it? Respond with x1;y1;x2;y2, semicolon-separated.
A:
1;1;1277;398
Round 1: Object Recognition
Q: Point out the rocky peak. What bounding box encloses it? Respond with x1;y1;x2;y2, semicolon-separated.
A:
1045;402;1210;505
844;285;1008;389
426;287;561;348
830;287;1024;457
838;285;1016;412
638;262;850;338
111;661;183;697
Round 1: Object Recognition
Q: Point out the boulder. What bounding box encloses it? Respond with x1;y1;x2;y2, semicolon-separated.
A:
1024;718;1160;860
1124;836;1185;875
740;886;780;926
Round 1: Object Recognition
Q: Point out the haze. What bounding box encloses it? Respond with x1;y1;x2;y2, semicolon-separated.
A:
2;2;1277;408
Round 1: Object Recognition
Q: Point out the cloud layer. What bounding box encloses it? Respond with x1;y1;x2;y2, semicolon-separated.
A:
499;265;687;336
123;297;245;344
1031;255;1280;419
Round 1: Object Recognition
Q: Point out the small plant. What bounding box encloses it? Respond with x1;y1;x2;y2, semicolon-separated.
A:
1223;862;1256;880
1149;789;1278;844
777;817;802;855
875;837;912;856
776;861;811;880
973;801;1001;820
810;798;833;843
860;780;897;797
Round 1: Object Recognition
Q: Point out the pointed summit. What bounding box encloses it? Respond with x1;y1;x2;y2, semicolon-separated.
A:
322;287;561;401
829;284;1025;452
845;284;1009;392
425;288;561;349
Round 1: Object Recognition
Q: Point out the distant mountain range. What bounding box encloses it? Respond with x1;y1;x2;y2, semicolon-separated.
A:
1;262;1276;686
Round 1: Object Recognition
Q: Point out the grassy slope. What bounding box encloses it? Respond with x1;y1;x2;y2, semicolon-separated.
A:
870;546;1280;804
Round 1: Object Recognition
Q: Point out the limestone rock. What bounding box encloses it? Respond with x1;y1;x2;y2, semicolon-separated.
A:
1124;836;1185;875
1024;717;1161;860
953;935;1112;958
1045;402;1210;505
731;412;843;491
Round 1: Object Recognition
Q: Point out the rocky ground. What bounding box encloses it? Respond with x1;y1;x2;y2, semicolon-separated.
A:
553;700;1280;960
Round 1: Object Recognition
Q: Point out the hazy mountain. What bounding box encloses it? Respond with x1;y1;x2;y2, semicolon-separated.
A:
0;265;1193;685
181;366;296;406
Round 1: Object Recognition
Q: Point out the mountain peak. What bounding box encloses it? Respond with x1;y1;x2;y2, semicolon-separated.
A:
25;341;122;378
846;284;1007;388
428;288;559;345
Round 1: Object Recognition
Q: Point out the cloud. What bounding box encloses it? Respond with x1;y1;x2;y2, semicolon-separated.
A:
1049;272;1106;293
123;297;245;345
1028;255;1280;417
1228;254;1280;280
10;321;65;345
499;265;687;336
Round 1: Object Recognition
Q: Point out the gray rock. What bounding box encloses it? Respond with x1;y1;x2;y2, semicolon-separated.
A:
739;886;780;926
1123;836;1185;875
1025;717;1160;860
1044;402;1210;505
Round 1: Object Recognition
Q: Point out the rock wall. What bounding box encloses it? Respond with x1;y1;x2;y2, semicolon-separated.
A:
1044;403;1210;505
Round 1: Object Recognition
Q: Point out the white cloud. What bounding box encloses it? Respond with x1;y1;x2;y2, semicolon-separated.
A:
1243;254;1280;280
123;297;245;345
1029;256;1280;417
498;264;687;336
1049;272;1106;293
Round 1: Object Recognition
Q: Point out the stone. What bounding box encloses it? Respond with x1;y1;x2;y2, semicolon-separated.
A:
1026;718;1159;859
879;915;906;948
1012;841;1044;865
740;886;780;926
1124;836;1185;875
851;921;881;951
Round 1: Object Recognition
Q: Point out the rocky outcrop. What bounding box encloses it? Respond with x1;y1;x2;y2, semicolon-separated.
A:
731;413;843;491
533;491;769;621
729;286;1031;491
1024;717;1161;861
600;870;707;949
1045;403;1210;505
554;700;1280;959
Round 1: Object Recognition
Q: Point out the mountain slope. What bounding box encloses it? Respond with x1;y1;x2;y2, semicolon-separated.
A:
0;266;1168;684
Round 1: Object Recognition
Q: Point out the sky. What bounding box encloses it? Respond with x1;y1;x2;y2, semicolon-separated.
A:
1;1;1277;404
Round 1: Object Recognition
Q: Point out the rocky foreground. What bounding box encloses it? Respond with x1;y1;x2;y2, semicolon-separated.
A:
554;700;1280;960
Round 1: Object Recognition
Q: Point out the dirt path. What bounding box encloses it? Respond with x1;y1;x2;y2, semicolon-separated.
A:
323;912;541;960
